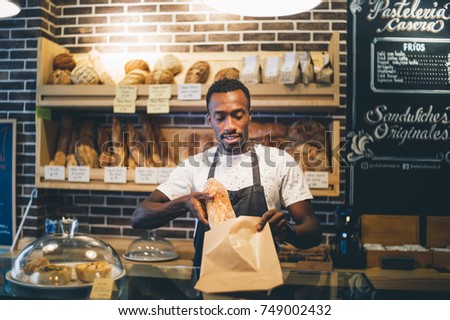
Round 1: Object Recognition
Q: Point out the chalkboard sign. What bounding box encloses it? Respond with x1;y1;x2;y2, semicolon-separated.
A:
0;120;16;249
347;0;450;214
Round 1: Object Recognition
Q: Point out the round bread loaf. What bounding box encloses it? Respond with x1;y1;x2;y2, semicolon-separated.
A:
154;54;182;75
125;59;150;74
119;69;148;85
75;261;112;283
71;64;100;84
145;69;174;84
185;61;210;84
53;53;76;71
47;69;72;85
37;264;72;285
214;67;240;81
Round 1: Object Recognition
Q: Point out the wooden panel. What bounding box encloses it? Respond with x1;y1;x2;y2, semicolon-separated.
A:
426;216;450;247
361;214;420;245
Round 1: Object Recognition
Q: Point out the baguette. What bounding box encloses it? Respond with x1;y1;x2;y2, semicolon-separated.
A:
140;115;161;167
97;127;111;168
203;178;236;229
76;119;99;168
50;114;73;166
111;117;125;167
126;123;146;167
66;124;79;166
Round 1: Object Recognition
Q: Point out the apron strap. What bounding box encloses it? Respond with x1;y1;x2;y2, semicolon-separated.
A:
207;146;262;186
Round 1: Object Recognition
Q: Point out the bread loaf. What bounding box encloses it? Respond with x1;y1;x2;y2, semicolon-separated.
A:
49;114;73;166
248;122;288;141
288;119;325;144
111;117;126;167
53;53;76;71
97;127;111;168
71;64;100;85
47;69;72;85
125;59;150;73
140;115;160;167
154;54;182;75
119;69;148;85
214;67;240;81
76;120;99;168
203;178;236;229
126;123;145;167
66;124;79;166
145;69;174;84
23;258;49;275
185;61;210;84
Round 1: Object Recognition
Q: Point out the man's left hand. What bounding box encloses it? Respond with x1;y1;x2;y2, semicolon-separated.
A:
257;209;287;243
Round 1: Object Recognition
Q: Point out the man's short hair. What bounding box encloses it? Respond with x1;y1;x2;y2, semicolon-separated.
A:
205;78;251;113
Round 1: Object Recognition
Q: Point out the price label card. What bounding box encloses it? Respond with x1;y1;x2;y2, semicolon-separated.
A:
158;168;174;183
177;84;201;100
68;166;90;182
147;99;170;114
89;278;114;300
104;167;127;184
44;165;65;181
149;84;171;99
113;98;136;113
304;171;329;189
115;85;137;100
135;167;158;184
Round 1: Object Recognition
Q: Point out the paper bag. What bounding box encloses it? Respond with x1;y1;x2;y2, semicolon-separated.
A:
194;216;283;293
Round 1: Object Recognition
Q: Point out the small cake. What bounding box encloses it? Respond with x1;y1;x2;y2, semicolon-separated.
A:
23;257;50;275
75;261;112;283
37;264;72;285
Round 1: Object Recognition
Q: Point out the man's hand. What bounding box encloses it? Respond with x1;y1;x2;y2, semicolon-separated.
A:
257;209;288;243
182;192;213;226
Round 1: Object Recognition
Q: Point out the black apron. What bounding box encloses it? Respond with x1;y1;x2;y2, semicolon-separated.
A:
193;146;269;267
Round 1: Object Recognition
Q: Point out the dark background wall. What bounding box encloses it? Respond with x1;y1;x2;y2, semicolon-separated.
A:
0;0;347;243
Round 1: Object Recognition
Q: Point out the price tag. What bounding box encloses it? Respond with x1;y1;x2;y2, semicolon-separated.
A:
115;85;137;100
177;84;201;100
44;165;65;181
89;278;114;300
158;167;174;183
68;166;90;182
135;167;158;184
304;171;329;189
147;99;170;114
149;84;171;99
36;107;52;120
113;98;136;113
104;167;127;184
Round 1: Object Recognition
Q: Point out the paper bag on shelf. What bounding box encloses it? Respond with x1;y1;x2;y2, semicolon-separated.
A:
194;216;283;294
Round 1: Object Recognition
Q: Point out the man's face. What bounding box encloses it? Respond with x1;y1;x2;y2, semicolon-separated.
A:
207;90;252;155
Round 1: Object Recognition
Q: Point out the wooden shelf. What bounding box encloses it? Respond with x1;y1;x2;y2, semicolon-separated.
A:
36;33;340;112
35;118;340;196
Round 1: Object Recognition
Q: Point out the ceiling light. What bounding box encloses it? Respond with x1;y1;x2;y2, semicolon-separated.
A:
0;1;21;18
203;0;321;17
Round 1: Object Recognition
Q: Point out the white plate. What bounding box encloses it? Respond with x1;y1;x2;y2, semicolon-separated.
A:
6;262;125;289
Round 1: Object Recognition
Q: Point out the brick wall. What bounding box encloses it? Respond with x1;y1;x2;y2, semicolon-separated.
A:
0;0;348;243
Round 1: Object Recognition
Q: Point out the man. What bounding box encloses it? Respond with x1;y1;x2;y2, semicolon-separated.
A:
131;78;322;266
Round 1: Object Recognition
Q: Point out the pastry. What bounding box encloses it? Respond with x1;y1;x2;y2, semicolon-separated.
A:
75;261;112;283
37;264;72;285
47;69;72;85
214;67;240;81
23;257;49;275
153;54;182;75
184;61;210;84
203;178;236;229
53;53;76;71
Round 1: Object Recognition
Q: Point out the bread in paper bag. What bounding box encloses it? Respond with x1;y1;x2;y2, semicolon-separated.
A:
194;216;284;293
203;178;236;229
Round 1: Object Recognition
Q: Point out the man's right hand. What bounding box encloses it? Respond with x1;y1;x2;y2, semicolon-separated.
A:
182;192;213;226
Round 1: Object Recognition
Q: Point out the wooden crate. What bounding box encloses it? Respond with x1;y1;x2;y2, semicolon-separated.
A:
426;216;450;268
361;214;432;268
35;118;340;196
36;33;340;112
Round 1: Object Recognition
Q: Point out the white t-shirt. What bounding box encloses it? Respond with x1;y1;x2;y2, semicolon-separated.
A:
157;144;312;211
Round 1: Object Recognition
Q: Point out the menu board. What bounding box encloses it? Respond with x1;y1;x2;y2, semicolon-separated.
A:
347;0;450;214
0;120;16;249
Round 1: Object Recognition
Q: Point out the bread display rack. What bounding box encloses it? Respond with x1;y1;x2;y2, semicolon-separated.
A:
36;33;340;112
35;33;341;197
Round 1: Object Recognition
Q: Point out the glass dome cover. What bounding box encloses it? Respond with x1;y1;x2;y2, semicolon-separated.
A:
123;230;179;262
9;218;125;288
